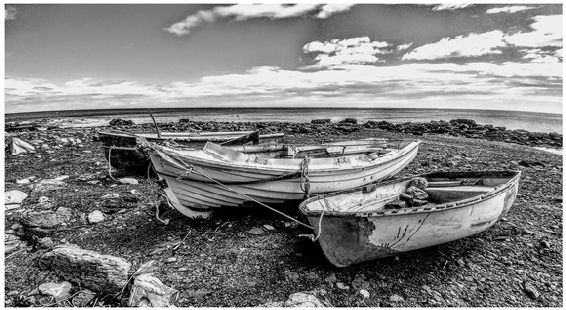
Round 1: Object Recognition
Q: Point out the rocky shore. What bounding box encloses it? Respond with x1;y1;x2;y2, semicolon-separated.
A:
4;118;563;307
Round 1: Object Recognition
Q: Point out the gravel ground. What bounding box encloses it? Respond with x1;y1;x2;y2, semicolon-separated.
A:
4;123;563;307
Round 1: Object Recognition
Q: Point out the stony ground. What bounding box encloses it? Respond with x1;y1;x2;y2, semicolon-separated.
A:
4;122;563;307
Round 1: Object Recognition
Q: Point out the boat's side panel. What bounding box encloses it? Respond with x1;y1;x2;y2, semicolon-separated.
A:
308;178;520;267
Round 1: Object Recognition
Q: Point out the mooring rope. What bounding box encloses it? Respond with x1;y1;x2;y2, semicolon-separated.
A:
107;147;118;181
169;155;314;230
298;209;325;242
299;156;311;197
145;160;172;225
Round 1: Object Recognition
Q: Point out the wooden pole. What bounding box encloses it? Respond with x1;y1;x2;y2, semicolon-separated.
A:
146;108;161;138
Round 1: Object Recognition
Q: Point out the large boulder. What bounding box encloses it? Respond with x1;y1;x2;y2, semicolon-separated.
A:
338;118;358;125
109;119;134;126
39;244;132;294
21;207;73;235
449;119;477;127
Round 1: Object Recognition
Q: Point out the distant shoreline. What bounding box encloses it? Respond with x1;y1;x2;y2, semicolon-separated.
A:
5;107;562;119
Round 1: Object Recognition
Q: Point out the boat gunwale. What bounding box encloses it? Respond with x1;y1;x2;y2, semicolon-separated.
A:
299;170;522;218
145;140;421;175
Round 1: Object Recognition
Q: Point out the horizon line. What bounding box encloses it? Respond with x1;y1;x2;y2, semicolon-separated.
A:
5;106;563;116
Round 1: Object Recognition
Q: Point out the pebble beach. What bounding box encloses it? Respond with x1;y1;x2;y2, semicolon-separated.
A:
4;118;563;307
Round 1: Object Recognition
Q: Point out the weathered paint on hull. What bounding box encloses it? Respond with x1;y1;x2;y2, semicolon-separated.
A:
301;171;520;267
150;141;420;213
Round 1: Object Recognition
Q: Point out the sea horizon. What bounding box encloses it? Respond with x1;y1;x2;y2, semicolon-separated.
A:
5;107;563;134
5;106;563;117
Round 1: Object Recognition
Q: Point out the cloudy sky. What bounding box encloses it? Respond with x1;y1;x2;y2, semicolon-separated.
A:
4;3;563;114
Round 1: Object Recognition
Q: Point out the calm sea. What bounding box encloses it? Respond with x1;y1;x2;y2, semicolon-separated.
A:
5;108;563;134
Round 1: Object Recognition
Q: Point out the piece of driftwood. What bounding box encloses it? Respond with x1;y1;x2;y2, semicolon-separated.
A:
128;274;178;307
39;244;131;294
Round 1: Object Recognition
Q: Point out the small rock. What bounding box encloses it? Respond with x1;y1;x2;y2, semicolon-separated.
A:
16;178;32;185
7;290;19;296
324;273;337;284
523;282;540;299
54;175;69;181
119;178;139;185
263;224;275;231
284;270;300;281
166;257;177;263
88;210;105;224
38;237;54;249
73;289;96;307
39;281;72;301
405;186;429;200
540;241;550;248
389;294;404;302
336;282;349;290
5;234;23;254
456;258;465;267
247;227;264;235
128;274;178;307
5;190;29;210
284;291;331;307
32;179;66;193
408;177;428;189
178;267;188;272
360;289;370;299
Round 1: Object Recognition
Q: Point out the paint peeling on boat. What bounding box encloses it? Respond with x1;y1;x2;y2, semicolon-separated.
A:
300;170;522;267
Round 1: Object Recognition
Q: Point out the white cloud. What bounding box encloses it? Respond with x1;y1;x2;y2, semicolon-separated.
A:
521;48;562;64
402;31;506;60
504;15;562;48
486;6;538;14
6;59;561;114
316;4;356;19
303;37;390;66
165;4;355;36
431;4;473;11
396;42;413;52
5;5;17;20
402;15;563;61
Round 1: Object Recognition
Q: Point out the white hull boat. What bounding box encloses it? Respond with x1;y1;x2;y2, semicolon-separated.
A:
144;138;421;218
299;170;521;267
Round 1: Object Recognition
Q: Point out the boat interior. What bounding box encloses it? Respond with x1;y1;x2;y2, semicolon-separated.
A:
304;171;519;213
207;139;415;159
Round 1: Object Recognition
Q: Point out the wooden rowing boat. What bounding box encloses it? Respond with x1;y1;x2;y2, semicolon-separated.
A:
97;130;284;172
144;138;421;218
299;170;521;267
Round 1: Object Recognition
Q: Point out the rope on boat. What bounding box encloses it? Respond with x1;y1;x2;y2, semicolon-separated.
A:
298;209;324;242
176;163;314;230
299;156;311;198
107;147;118;182
146;161;172;225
